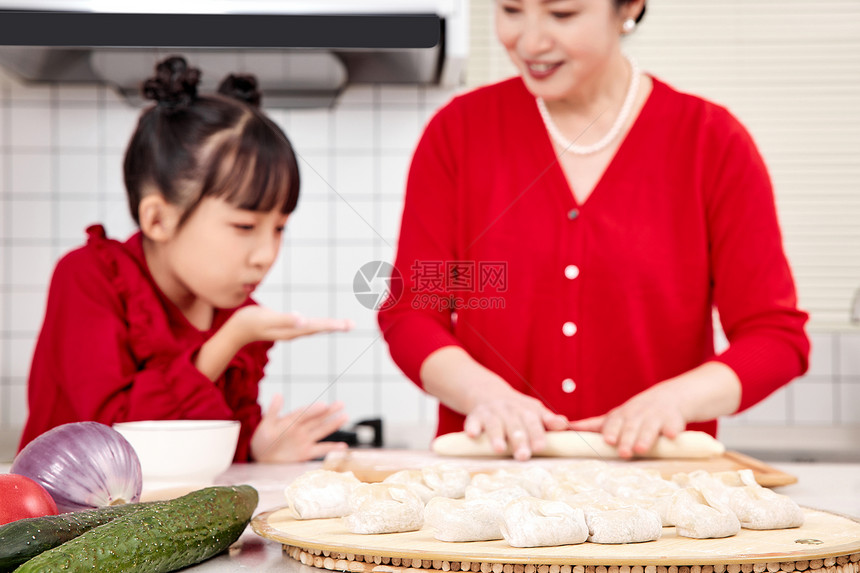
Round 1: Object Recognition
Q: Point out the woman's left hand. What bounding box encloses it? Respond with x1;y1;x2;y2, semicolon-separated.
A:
569;383;687;459
569;361;743;458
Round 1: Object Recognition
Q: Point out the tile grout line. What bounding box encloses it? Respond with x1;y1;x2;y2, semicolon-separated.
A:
832;331;841;425
327;97;338;405
281;109;293;409
373;83;383;419
98;84;108;226
1;80;10;429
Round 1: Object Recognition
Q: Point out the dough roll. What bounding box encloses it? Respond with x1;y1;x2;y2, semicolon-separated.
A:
431;430;725;459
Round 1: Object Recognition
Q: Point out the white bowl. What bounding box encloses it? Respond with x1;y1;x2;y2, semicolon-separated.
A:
113;420;240;487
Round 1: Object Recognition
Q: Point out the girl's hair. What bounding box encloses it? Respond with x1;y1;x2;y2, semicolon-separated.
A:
616;0;646;23
123;56;300;227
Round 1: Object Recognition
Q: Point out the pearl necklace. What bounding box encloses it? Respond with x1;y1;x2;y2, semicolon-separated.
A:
536;56;641;156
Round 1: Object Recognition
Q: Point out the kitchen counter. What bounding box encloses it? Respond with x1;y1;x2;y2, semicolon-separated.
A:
2;457;859;572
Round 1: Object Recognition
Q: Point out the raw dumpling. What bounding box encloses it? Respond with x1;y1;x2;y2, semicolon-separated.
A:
667;487;740;539
343;483;424;534
551;460;610;488
673;470;804;530
284;469;361;519
424;497;505;542
726;485;805;530
383;469;435;503
468;471;522;496
500;497;589;548
469;468;555;498
585;506;662;544
422;463;471;498
546;484;623;511
504;467;557;498
465;484;530;507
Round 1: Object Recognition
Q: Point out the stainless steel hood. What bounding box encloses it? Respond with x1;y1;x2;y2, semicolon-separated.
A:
0;1;468;108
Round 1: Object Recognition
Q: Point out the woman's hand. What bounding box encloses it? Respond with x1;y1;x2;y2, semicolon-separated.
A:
568;384;686;459
251;394;349;463
420;346;569;462
228;306;353;346
464;389;570;461
569;362;742;458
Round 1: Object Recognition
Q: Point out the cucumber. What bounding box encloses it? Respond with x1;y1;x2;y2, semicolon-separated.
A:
14;485;259;573
0;501;157;572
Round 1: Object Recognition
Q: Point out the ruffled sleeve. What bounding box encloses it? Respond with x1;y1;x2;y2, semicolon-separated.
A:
20;225;268;461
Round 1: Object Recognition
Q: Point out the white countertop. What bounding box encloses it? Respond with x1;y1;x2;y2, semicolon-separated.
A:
2;456;859;572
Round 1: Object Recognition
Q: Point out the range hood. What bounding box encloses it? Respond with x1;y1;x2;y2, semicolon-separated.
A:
0;0;468;108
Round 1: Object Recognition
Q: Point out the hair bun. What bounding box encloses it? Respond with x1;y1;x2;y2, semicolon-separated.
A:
217;74;261;108
142;56;201;111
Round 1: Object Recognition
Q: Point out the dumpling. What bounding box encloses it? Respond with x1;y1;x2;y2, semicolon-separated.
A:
468;471;523;494
711;468;758;487
383;469;435;503
584;506;662;544
726;485;804;530
546;484;623;511
422;463;471;498
673;470;804;530
667;487;740;539
343;483;424;534
506;467;557;498
465;484;530;506
284;469;361;519
597;467;675;499
500;497;589;548
469;468;556;498
551;460;611;487
424;497;505;542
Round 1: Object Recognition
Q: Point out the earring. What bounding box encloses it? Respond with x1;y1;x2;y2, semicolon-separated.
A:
622;18;636;34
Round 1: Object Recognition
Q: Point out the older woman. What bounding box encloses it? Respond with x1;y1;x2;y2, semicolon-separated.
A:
378;0;809;460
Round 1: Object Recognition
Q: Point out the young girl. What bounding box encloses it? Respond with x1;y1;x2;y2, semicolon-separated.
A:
19;56;353;463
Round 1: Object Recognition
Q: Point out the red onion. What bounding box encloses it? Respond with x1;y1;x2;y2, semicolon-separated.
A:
11;422;142;512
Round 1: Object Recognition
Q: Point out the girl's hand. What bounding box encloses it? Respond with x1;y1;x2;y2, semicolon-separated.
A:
195;307;352;383
229;306;353;346
569;384;686;459
464;388;569;462
251;394;349;463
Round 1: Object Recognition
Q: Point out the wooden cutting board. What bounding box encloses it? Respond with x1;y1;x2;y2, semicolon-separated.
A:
252;507;860;567
322;449;797;487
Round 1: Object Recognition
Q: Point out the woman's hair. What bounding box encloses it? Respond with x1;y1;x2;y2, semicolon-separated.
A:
616;0;646;23
123;55;300;227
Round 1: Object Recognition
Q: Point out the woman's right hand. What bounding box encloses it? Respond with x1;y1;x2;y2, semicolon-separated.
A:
463;387;570;461
421;346;569;461
228;305;353;346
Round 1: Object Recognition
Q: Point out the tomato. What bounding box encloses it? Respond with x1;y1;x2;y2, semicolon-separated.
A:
0;473;59;525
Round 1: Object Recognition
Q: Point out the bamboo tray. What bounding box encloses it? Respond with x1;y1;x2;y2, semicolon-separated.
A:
252;507;860;572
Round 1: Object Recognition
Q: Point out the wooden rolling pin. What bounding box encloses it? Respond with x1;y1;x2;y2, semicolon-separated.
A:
431;430;725;459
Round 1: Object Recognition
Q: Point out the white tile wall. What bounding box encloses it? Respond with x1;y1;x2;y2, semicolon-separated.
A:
839;333;860;377
839;380;860;425
1;65;858;452
11;107;52;148
57;155;100;196
10;154;52;196
0;73;445;438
